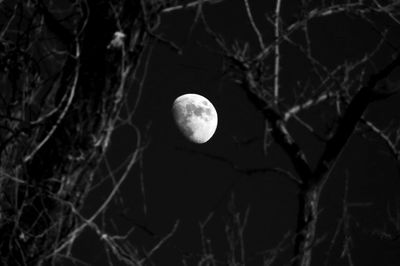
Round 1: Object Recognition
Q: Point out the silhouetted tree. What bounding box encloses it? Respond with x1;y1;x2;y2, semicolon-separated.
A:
176;1;400;265
163;1;400;265
0;0;168;264
1;0;400;265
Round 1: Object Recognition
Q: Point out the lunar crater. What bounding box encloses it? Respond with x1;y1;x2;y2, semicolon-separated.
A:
172;93;218;144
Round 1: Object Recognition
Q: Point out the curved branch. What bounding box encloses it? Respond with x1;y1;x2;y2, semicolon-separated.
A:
313;53;400;185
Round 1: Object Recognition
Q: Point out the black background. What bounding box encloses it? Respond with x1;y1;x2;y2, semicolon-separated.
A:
72;1;400;265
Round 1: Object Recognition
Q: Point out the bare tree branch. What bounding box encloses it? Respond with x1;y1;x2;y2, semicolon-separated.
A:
274;0;282;103
243;0;265;50
314;53;400;186
161;0;225;13
178;147;302;184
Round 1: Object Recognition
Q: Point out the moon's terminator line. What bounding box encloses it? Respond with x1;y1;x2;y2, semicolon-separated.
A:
172;94;218;144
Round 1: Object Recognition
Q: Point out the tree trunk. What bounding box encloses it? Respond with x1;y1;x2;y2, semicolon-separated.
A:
293;186;321;266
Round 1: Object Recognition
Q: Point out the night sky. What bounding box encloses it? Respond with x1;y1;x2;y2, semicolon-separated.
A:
72;1;400;265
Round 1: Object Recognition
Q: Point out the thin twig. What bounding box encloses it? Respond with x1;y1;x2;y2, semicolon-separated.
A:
177;147;302;184
162;0;224;13
243;0;265;50
141;220;180;263
23;43;80;163
274;0;282;104
284;92;335;121
360;118;400;160
47;127;143;258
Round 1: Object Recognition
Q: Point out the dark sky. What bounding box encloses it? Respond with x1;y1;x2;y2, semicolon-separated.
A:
72;1;400;265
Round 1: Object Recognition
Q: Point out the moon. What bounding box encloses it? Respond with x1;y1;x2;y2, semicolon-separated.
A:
172;94;218;144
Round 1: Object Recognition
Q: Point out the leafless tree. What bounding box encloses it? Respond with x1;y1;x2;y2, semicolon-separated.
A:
163;0;400;265
1;0;400;265
0;0;175;265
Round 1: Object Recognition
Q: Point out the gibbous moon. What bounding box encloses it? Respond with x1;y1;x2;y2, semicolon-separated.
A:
172;94;218;144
